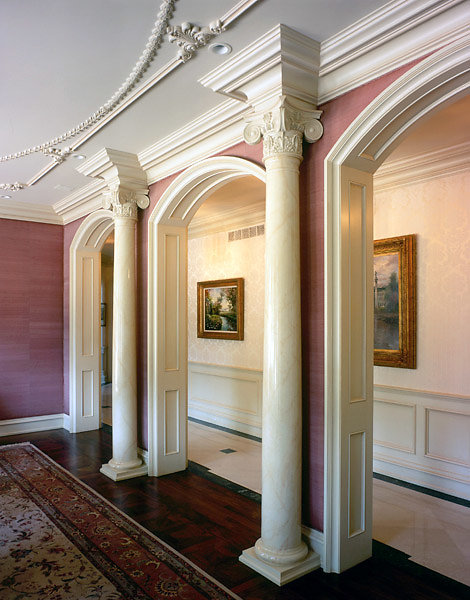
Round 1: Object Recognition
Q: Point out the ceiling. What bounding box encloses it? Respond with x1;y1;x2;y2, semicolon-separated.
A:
1;0;390;209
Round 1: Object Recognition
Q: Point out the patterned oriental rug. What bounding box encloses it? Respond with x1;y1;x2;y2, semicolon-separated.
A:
0;443;242;600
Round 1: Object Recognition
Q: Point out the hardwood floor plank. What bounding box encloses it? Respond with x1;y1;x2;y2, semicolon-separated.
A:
0;428;468;600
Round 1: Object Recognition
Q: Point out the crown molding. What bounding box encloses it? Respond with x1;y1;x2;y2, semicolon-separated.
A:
188;200;265;239
0;199;62;225
317;0;469;103
140;98;247;185
200;24;320;109
374;141;470;192
53;179;107;225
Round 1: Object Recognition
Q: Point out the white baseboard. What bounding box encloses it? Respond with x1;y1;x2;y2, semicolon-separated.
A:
301;525;325;569
373;456;470;501
188;407;262;438
0;413;69;437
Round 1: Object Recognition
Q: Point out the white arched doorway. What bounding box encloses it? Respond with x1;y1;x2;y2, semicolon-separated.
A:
324;35;470;573
69;209;114;433
147;156;266;476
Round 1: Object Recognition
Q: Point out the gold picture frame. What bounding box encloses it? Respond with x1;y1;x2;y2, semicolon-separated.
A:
374;234;416;369
197;278;244;340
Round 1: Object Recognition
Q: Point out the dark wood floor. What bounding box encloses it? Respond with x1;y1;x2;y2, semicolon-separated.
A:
1;428;468;600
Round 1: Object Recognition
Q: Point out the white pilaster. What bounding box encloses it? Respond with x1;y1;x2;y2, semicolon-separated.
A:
239;96;323;585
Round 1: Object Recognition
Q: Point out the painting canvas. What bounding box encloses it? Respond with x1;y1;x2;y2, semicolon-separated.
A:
374;235;416;369
197;278;244;340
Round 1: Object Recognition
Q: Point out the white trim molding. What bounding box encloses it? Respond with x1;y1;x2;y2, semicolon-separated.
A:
374;141;470;191
0;414;69;437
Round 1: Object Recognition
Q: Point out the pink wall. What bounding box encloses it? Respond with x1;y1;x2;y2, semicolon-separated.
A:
0;218;64;419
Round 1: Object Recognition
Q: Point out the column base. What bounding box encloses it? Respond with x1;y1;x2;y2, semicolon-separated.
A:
100;462;148;481
239;546;321;586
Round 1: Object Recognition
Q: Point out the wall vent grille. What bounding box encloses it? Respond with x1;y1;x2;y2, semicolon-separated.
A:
228;224;264;242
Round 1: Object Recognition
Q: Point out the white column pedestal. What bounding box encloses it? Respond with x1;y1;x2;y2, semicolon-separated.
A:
240;547;320;586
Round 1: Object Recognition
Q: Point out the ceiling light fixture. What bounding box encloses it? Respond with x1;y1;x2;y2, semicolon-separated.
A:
0;194;12;200
209;42;232;55
71;153;87;160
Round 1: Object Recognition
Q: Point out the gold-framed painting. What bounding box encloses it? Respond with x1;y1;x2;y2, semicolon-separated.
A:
197;278;244;340
374;234;416;369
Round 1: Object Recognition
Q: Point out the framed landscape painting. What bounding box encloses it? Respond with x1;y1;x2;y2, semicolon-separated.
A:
374;234;416;369
197;278;244;340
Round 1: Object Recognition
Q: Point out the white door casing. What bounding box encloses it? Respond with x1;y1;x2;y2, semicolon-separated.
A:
324;34;470;573
69;210;114;433
147;156;266;477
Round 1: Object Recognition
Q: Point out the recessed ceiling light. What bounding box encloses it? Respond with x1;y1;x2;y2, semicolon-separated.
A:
0;194;11;199
209;43;232;56
71;153;86;160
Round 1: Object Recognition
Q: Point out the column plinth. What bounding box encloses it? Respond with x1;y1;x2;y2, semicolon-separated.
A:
239;96;323;585
99;187;149;481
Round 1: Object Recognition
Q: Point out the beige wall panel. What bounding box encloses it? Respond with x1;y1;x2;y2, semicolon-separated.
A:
81;256;94;357
164;390;180;456
164;234;180;371
348;431;365;537
373;399;416;453
81;370;94;418
426;408;470;466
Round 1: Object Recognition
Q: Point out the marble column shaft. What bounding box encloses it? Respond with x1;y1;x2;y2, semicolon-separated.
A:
100;188;149;481
240;96;323;584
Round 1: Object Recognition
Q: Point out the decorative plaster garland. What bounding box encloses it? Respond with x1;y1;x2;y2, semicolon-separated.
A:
1;0;175;168
0;1;230;195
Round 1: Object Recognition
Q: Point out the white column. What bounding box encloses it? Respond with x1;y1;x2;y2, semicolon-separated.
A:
100;187;149;481
240;96;323;585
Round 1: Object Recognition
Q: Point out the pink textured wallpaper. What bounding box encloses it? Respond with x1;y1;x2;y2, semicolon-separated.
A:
0;219;64;419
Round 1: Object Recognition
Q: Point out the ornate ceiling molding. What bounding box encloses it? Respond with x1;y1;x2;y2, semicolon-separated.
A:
167;21;223;62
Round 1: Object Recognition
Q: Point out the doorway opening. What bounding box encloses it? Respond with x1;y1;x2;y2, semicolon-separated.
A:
100;231;114;429
323;38;469;574
186;175;265;496
69;209;114;434
371;94;470;587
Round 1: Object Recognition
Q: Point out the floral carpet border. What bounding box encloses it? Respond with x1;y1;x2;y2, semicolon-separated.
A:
0;442;242;600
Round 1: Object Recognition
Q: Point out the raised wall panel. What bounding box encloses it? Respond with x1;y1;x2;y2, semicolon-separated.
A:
349;182;367;403
373;399;416;453
164;390;180;455
81;257;94;356
426;408;470;466
188;362;262;435
349;431;365;537
164;234;180;372
81;370;94;418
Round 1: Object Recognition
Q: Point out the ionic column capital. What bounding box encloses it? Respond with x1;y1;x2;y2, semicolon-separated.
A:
244;96;323;162
102;185;150;220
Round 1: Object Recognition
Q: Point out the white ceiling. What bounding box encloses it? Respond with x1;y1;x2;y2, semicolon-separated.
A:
1;0;390;208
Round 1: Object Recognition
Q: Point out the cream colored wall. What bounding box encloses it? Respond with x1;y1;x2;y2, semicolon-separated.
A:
188;231;264;370
374;170;470;395
373;170;470;498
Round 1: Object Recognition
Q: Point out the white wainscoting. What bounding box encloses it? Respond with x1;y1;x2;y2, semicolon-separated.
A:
373;385;470;500
0;413;71;437
188;362;262;437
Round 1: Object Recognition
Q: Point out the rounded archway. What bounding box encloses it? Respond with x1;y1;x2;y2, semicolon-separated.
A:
69;209;114;433
323;36;470;573
147;156;266;476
